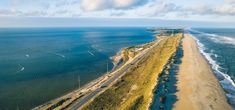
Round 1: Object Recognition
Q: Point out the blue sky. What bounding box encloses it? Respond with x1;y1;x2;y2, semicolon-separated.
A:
0;0;235;27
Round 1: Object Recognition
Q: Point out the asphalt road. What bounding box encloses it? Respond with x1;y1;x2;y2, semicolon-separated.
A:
67;39;163;110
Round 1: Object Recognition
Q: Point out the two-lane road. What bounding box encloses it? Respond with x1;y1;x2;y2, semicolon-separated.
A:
67;38;164;110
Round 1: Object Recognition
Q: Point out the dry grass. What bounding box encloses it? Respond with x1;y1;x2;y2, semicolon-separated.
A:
82;34;182;110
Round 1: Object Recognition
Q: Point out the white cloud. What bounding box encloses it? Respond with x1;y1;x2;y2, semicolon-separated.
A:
186;0;235;16
153;2;178;14
114;0;135;8
79;0;150;12
225;0;235;4
80;0;107;12
215;3;235;15
113;0;143;9
0;0;235;22
110;11;126;16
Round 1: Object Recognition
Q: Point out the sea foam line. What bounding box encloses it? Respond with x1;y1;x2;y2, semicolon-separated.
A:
188;28;235;46
20;67;25;72
88;51;95;56
48;52;66;58
16;64;25;73
189;32;235;106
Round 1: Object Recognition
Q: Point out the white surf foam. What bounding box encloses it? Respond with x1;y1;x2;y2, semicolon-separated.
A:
49;52;65;58
88;51;95;56
188;28;235;46
26;54;30;58
20;67;25;71
208;35;235;46
56;53;65;58
189;33;235;107
91;44;104;52
16;64;25;73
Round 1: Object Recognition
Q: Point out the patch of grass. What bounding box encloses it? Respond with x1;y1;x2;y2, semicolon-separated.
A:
82;34;182;110
122;42;155;62
129;95;144;110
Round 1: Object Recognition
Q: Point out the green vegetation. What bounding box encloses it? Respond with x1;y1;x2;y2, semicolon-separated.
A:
158;29;184;36
82;34;182;110
147;28;184;36
122;42;155;62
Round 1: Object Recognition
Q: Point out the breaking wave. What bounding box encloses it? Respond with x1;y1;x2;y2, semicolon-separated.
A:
189;32;235;107
188;29;235;46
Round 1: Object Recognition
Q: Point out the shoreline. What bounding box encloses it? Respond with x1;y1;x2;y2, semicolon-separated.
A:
69;35;164;110
190;33;235;107
111;39;156;70
33;35;158;110
81;34;182;110
173;34;233;110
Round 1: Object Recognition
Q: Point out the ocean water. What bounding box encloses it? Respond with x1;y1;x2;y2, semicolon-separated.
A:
0;27;155;110
189;28;235;107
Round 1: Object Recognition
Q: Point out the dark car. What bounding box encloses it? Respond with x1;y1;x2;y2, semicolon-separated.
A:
100;85;107;88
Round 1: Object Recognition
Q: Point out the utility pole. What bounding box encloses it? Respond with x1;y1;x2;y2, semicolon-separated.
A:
78;74;80;89
107;60;109;74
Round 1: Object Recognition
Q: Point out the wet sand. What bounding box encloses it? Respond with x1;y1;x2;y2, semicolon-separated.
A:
173;34;233;110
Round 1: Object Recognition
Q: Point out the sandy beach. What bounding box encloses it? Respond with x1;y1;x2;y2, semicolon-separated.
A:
173;34;233;110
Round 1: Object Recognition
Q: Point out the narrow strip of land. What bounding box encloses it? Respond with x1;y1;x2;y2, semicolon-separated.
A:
68;38;163;110
81;34;182;110
34;33;182;110
173;34;233;110
34;35;164;110
68;37;166;110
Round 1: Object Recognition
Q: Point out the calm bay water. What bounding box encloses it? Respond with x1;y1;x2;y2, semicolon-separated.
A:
0;27;155;109
189;28;235;107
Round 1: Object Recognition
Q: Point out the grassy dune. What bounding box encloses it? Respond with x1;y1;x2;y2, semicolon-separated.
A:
82;34;182;110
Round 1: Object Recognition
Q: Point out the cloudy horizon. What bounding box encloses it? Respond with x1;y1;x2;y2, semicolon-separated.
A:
0;0;235;27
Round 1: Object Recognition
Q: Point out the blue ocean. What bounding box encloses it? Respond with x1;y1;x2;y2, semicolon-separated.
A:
189;28;235;107
0;27;155;109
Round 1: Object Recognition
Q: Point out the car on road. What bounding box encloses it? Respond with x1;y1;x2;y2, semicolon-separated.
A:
100;85;107;88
